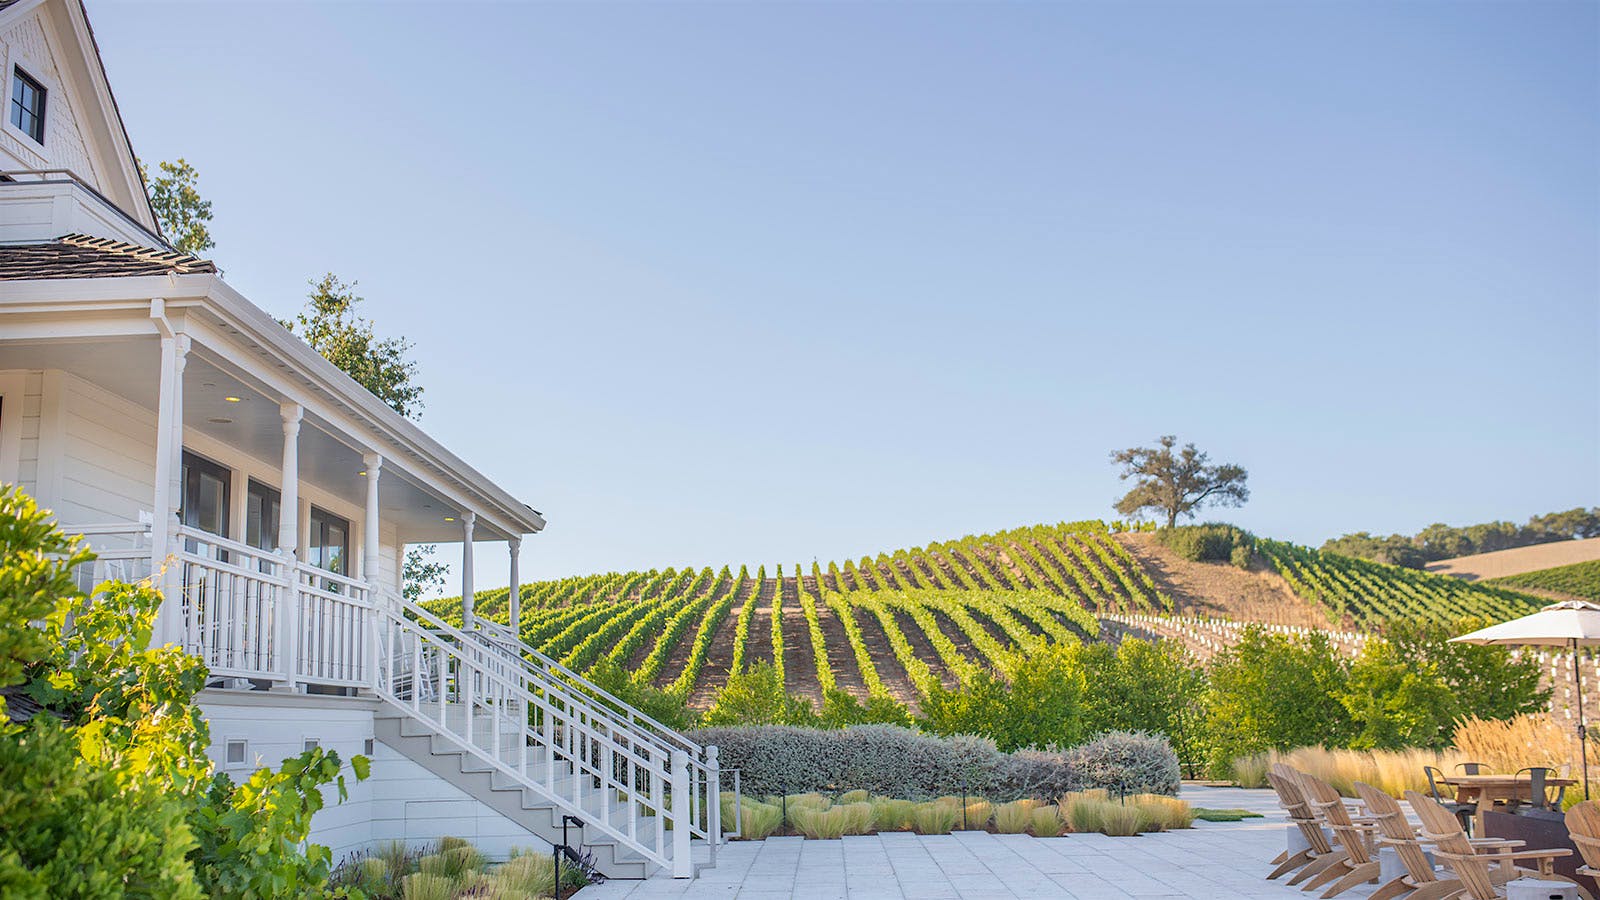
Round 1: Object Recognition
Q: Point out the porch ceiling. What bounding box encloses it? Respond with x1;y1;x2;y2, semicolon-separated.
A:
2;335;516;543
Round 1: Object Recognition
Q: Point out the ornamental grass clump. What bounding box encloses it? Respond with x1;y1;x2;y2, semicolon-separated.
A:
994;800;1034;834
872;797;917;832
913;801;959;835
737;799;784;839
1059;790;1111;834
962;800;994;830
1030;806;1062;836
791;805;849;840
840;802;875;835
1133;794;1194;830
839;789;871;804
401;872;459;900
491;853;556;897
1099;802;1146;837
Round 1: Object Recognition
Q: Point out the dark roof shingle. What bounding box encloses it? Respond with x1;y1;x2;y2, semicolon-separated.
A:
0;233;217;280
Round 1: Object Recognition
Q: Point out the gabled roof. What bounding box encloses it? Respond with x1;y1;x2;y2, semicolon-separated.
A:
0;233;216;279
0;0;158;232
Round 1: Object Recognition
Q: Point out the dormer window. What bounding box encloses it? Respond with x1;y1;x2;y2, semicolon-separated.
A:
9;67;45;145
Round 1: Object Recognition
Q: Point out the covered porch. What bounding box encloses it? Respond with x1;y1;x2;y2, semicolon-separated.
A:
0;276;544;693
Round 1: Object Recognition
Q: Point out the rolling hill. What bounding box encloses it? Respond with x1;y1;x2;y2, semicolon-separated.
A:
1426;536;1600;582
426;521;1544;708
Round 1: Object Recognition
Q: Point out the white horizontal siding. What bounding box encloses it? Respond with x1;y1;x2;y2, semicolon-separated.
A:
51;372;155;526
13;370;43;492
197;694;551;865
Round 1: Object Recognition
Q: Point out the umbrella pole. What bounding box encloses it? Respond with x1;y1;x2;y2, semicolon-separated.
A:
1578;638;1590;801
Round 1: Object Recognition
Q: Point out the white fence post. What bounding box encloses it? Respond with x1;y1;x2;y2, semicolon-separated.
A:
706;745;722;850
671;748;692;878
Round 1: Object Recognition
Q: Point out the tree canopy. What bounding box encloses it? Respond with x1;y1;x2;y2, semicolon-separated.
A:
140;159;214;256
1111;436;1249;529
283;273;424;420
1322;507;1600;569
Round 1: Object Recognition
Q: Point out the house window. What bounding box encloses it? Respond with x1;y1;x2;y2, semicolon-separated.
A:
9;66;45;144
308;506;350;577
225;739;248;766
245;480;281;552
303;738;321;753
180;451;231;539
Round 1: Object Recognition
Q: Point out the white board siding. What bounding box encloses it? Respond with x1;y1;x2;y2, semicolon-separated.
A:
197;693;550;864
6;369;43;492
0;9;98;183
53;371;155;525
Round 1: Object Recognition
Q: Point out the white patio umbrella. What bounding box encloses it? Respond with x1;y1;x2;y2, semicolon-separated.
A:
1450;599;1600;799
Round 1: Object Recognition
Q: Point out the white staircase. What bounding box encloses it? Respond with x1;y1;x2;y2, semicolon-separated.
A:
372;599;727;879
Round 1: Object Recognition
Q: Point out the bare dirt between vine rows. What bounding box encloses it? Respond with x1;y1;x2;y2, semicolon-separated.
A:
1115;533;1328;627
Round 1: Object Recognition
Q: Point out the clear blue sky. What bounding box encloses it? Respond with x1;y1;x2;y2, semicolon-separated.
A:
92;0;1598;587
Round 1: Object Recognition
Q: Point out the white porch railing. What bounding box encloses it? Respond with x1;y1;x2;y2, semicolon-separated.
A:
294;564;375;687
169;524;376;689
69;521;156;590
63;520;722;878
468;616;727;852
384;598;716;877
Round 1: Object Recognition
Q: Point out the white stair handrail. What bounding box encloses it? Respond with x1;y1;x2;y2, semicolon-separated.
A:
386;596;719;874
466;615;704;758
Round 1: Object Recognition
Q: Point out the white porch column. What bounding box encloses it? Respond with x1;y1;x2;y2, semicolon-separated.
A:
460;512;476;629
508;536;522;639
277;404;302;556
151;332;189;646
276;403;303;692
362;453;383;693
362;453;382;585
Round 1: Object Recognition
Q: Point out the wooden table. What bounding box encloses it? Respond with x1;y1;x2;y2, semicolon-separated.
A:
1444;774;1579;832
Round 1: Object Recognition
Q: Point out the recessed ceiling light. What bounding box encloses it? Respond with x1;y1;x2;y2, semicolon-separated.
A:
357;470;367;476
224;396;242;403
444;516;456;522
207;417;233;424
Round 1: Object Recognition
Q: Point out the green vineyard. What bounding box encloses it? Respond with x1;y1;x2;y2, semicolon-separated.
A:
1257;539;1541;627
1488;559;1600;602
424;521;1543;708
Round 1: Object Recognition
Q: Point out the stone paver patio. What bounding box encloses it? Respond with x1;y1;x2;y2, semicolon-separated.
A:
574;786;1394;899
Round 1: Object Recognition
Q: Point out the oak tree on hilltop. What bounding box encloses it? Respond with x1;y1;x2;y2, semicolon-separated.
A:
1111;435;1249;529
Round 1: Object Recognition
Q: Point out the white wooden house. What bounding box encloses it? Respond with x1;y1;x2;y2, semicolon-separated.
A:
0;0;719;879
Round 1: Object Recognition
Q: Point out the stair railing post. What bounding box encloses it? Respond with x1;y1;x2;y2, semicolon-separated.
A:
707;745;722;853
278;552;300;692
671;748;692;878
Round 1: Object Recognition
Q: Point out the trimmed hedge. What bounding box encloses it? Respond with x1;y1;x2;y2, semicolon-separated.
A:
690;725;1178;801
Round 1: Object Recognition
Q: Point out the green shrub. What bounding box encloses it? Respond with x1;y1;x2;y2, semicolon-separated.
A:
0;485;369;898
704;663;817;727
690;724;1005;799
1157;523;1253;564
920;645;1086;752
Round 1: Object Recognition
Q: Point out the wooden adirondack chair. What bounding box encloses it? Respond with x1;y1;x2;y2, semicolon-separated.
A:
1405;790;1593;899
1566;801;1600;892
1300;772;1382;897
1355;781;1465;900
1269;764;1351;885
1268;766;1347;882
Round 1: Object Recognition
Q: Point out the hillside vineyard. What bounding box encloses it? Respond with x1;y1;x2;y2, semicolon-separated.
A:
426;522;1544;708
